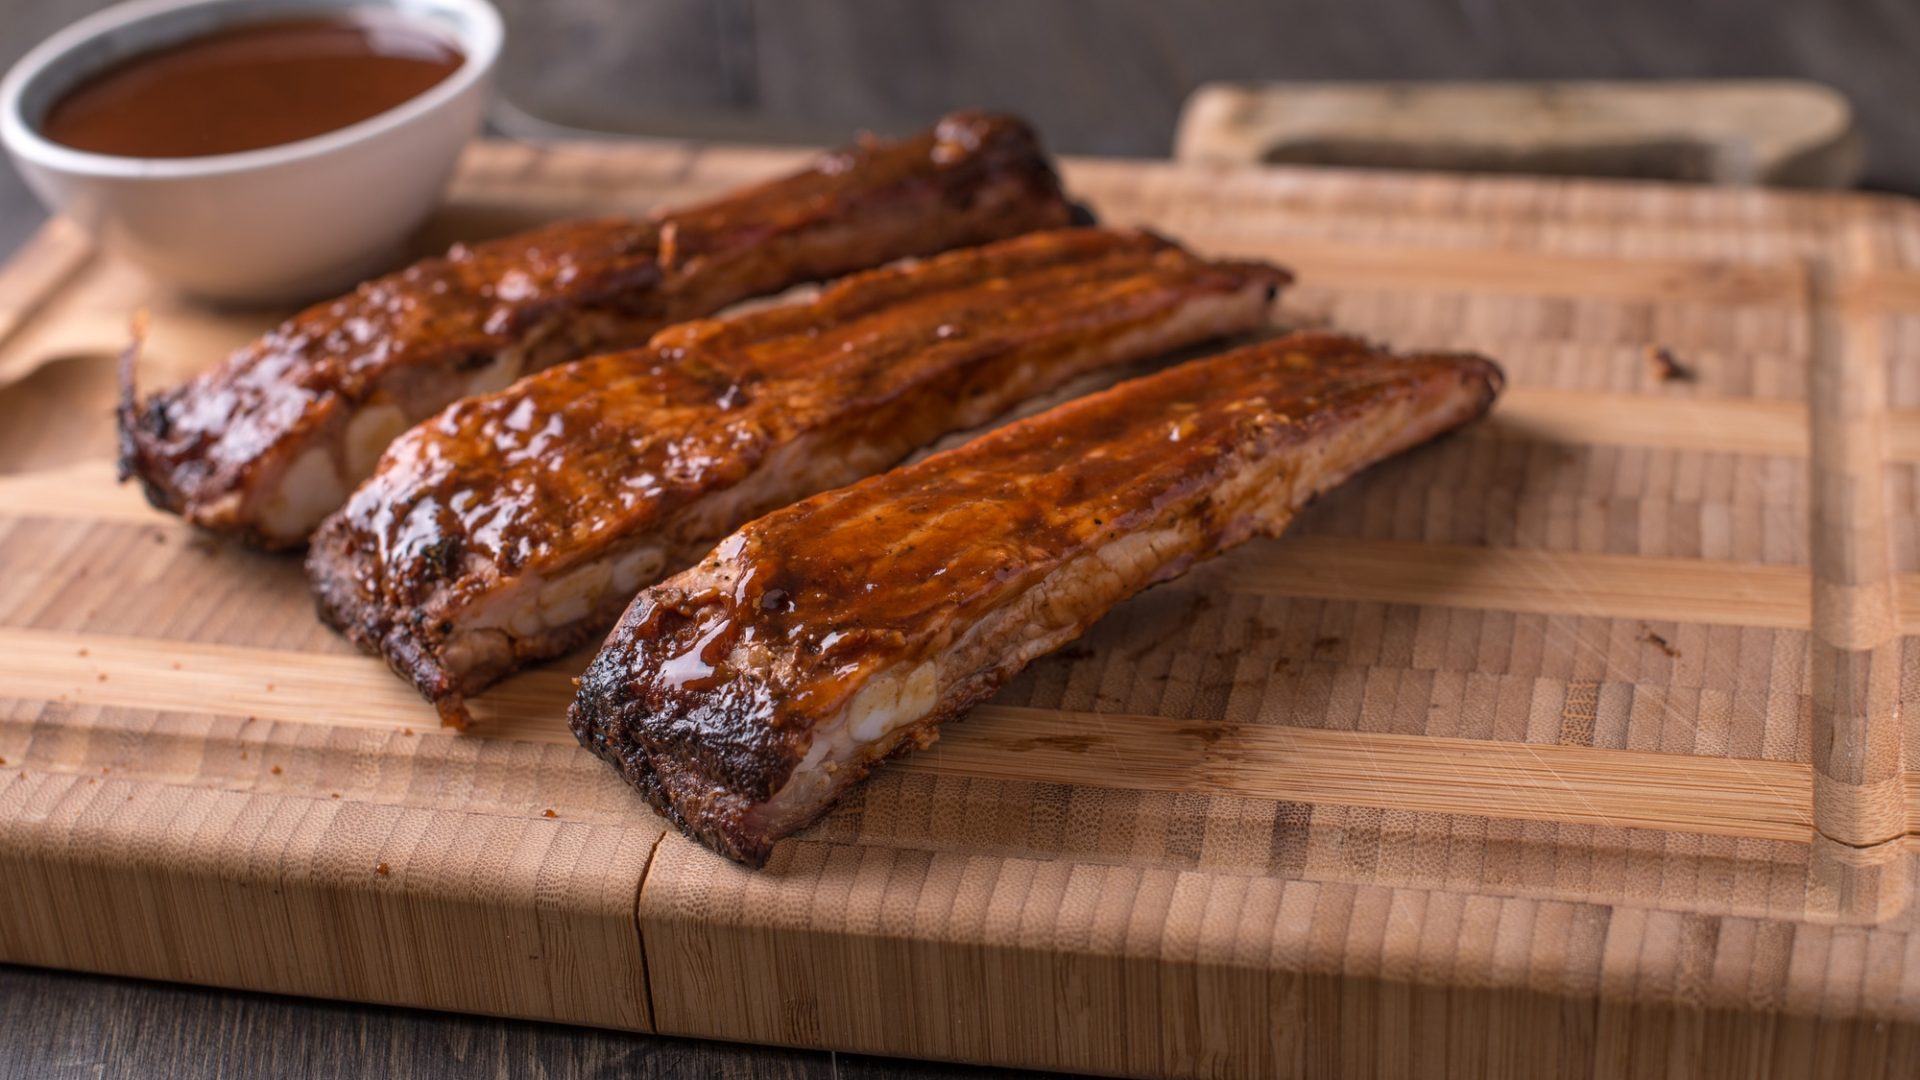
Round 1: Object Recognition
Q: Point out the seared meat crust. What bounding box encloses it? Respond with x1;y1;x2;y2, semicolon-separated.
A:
311;229;1288;725
570;332;1504;865
119;111;1072;547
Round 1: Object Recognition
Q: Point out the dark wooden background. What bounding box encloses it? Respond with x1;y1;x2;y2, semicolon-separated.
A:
4;0;1919;1076
6;0;1920;254
491;0;1920;188
0;964;1055;1079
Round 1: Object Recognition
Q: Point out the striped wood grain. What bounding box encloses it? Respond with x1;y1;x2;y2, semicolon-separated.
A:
2;139;1920;1077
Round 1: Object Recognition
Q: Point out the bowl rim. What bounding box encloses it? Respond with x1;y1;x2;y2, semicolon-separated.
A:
0;0;502;180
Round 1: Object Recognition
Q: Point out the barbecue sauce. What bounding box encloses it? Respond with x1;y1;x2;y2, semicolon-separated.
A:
39;13;463;158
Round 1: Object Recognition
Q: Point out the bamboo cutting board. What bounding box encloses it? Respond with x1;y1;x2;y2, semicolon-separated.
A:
3;138;1920;1078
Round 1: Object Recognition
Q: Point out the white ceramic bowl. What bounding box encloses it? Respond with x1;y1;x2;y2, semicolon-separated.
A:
0;0;502;304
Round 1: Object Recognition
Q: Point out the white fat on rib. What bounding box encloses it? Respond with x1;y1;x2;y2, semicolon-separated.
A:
439;543;668;684
462;346;527;398
747;524;1191;836
257;445;347;542
755;660;938;825
345;403;409;482
483;544;666;642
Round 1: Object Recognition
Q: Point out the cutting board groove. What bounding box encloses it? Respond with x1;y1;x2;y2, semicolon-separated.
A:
3;138;1920;1077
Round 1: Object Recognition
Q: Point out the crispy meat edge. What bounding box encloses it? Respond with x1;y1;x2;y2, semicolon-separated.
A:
569;343;1505;866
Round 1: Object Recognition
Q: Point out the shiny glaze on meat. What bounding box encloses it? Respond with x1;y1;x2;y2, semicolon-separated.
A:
571;332;1505;865
309;229;1288;724
118;111;1072;548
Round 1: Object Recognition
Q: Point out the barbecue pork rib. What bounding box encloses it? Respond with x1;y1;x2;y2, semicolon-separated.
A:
119;111;1071;548
570;332;1505;865
310;229;1287;726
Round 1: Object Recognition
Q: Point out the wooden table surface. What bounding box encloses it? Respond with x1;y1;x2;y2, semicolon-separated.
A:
13;132;1920;1076
10;35;1920;1074
0;962;1058;1079
0;183;1056;1080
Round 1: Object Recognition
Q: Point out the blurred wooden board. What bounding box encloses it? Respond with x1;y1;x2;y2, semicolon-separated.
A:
1173;80;1864;187
3;138;1920;1078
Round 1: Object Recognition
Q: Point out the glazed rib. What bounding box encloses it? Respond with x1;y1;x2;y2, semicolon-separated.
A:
310;229;1288;726
118;111;1072;548
570;332;1505;865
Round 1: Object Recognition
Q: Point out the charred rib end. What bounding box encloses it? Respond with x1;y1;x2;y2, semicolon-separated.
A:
114;320;189;516
114;323;154;485
567;665;776;868
114;333;141;484
307;536;377;645
1476;356;1510;404
311;536;470;729
377;623;469;730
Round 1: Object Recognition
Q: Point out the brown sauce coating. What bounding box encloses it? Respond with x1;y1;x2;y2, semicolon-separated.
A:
358;231;1239;591
42;14;462;159
626;335;1503;732
572;333;1505;862
118;111;1072;546
308;228;1286;720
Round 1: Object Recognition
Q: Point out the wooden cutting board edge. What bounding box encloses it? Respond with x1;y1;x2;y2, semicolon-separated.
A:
5;140;1920;1076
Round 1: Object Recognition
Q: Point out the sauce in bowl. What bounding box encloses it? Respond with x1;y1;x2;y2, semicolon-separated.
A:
40;12;463;159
